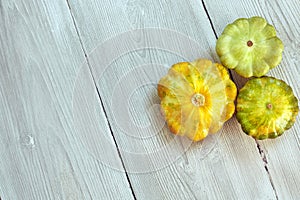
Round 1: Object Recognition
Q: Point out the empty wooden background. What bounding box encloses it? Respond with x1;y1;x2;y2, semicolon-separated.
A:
0;0;299;199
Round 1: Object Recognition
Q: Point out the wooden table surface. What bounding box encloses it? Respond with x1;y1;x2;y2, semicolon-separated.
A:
0;0;299;199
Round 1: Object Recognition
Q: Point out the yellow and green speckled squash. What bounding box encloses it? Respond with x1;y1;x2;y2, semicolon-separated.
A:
216;16;284;77
157;59;237;141
237;77;299;140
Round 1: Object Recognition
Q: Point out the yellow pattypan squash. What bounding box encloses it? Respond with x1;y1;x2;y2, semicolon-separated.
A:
237;77;299;140
216;16;284;77
158;59;237;141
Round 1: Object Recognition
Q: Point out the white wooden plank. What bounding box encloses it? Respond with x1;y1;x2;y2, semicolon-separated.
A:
204;0;300;198
0;0;134;199
68;0;278;199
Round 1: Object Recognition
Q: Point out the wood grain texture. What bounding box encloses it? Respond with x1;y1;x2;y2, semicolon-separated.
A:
204;0;300;198
0;0;134;199
68;0;277;199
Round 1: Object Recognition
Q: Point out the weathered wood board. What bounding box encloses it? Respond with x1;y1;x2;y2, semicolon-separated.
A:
0;0;134;199
204;0;300;198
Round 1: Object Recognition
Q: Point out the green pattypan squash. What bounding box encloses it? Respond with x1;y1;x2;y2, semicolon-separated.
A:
237;77;299;140
216;16;284;77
